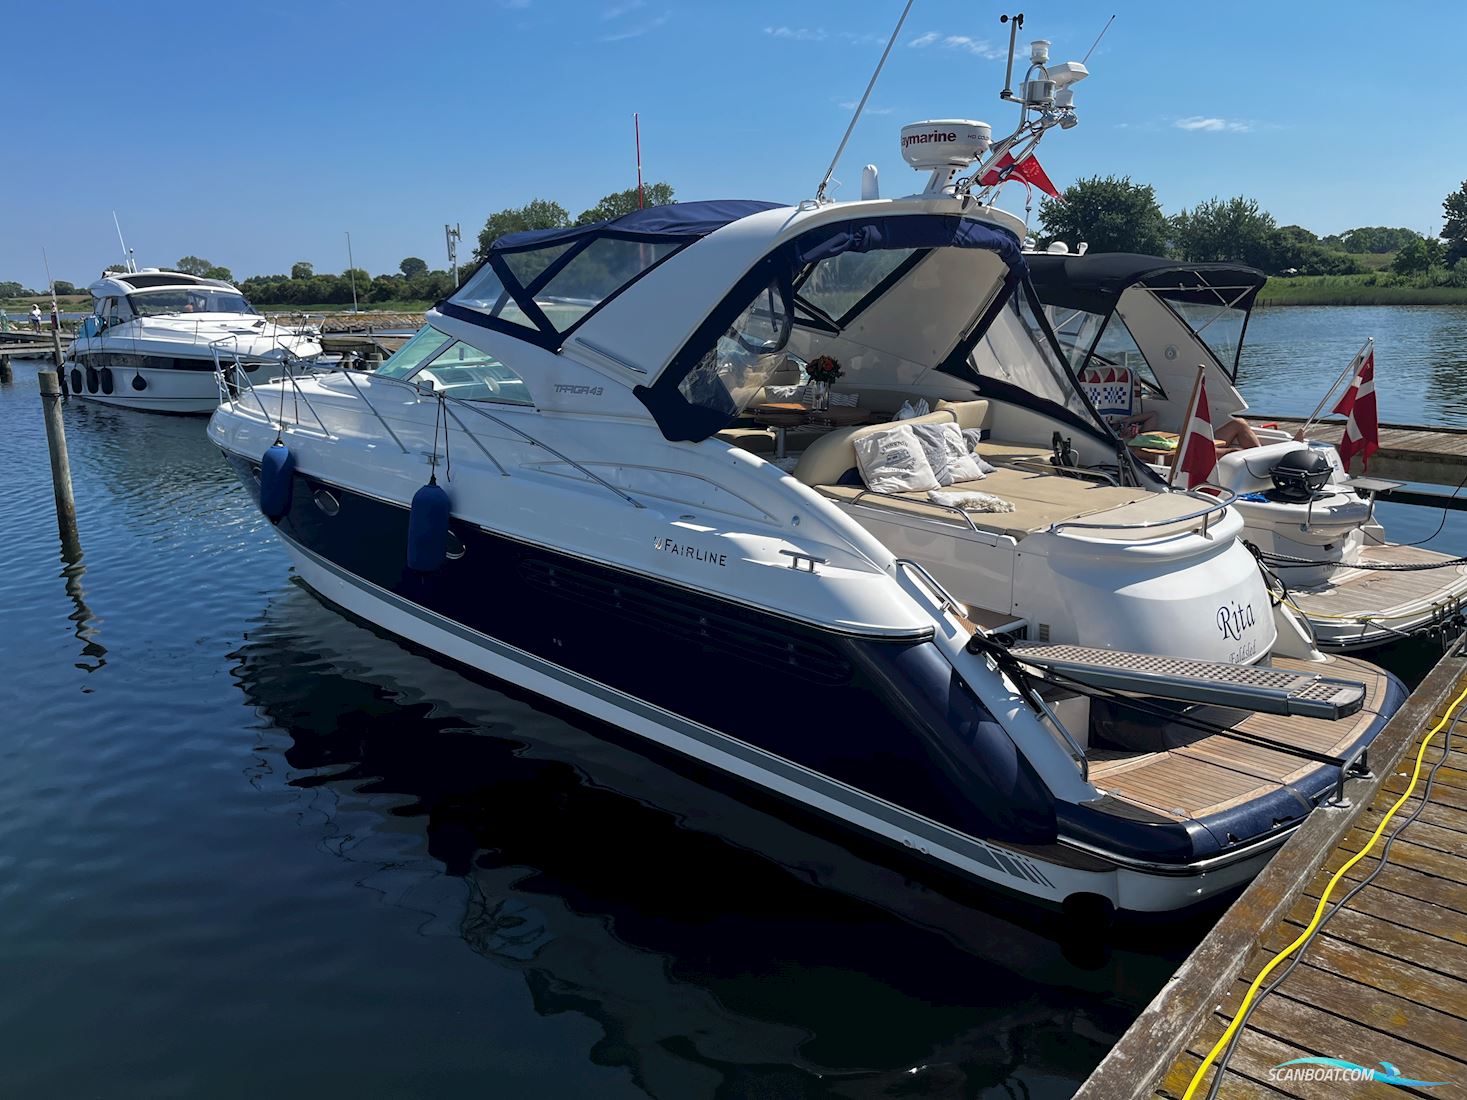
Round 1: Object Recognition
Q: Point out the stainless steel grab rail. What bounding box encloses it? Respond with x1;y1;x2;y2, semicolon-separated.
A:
830;487;980;533
1048;486;1238;536
892;558;965;617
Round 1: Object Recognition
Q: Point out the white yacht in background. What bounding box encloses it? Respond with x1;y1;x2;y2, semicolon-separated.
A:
1028;251;1467;649
208;32;1403;915
65;269;321;414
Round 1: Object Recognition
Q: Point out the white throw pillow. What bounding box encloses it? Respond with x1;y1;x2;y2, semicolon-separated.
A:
896;398;930;420
853;424;940;493
960;428;998;474
913;422;990;485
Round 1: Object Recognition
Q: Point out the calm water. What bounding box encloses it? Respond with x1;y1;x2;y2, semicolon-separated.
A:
0;305;1464;1098
1240;304;1467;427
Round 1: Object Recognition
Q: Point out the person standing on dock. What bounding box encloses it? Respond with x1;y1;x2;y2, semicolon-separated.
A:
30;303;42;332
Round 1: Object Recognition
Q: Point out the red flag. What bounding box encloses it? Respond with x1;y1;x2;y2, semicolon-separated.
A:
1332;344;1378;472
978;152;1063;199
1173;374;1218;490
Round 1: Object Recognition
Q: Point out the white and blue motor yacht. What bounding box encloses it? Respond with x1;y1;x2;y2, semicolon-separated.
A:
209;103;1403;915
66;269;321;414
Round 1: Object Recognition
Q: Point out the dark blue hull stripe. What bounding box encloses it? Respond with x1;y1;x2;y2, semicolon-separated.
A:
277;527;1060;891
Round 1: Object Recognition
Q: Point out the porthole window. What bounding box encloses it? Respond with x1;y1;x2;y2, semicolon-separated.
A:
445;530;466;560
312;489;341;516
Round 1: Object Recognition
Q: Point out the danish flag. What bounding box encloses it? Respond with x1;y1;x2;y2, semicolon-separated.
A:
1333;342;1378;472
1173;372;1218;490
978;152;1063;199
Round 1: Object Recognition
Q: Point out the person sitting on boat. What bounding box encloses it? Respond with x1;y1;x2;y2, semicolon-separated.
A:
1214;417;1263;453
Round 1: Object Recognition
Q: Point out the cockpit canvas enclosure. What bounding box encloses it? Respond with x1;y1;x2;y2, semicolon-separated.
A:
1028;252;1267;428
438;198;1121;447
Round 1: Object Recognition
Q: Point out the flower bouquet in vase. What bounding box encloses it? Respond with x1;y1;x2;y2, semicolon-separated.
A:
805;354;843;412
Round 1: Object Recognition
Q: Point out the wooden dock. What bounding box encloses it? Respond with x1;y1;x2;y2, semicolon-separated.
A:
1257;414;1467;488
1075;648;1467;1099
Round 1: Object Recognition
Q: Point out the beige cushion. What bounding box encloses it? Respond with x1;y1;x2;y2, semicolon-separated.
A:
935;398;991;430
794;409;957;486
716;427;776;454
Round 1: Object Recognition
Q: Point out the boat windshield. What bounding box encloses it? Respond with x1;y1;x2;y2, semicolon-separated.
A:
128;289;257;317
373;323;533;405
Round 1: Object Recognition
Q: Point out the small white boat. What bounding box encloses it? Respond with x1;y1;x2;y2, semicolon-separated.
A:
65;269;322;414
1029;251;1467;650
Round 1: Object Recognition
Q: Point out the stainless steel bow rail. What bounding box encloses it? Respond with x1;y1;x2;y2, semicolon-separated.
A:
212;354;643;510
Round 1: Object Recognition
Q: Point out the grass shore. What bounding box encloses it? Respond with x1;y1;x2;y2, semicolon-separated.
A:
1256;274;1467;307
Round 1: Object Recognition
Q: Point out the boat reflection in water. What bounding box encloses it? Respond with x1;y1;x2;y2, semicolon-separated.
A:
230;585;1205;1097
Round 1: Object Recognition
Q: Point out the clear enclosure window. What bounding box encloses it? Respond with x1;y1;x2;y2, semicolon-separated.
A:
970;297;1094;422
534;239;682;332
1163;300;1246;376
451;265;540;332
677;281;791;419
374;325;452;379
798;249;917;322
1042;304;1107;370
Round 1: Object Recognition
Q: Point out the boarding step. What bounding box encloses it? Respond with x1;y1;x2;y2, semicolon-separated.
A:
1007;643;1366;720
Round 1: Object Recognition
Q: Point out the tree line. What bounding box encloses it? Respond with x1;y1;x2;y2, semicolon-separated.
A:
1037;177;1467;280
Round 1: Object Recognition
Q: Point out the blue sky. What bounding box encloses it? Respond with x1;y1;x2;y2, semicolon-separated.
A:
4;0;1464;288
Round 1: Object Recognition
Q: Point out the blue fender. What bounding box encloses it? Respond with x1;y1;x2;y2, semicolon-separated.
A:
259;443;296;521
407;481;451;571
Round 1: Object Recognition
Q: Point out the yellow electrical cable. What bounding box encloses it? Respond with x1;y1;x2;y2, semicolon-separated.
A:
1182;678;1467;1099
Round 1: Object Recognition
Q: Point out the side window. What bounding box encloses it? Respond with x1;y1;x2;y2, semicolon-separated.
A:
414;341;533;405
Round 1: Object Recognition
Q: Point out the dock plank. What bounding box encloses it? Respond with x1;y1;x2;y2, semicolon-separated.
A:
1301;857;1467;920
1254;416;1467;486
1072;652;1467;1100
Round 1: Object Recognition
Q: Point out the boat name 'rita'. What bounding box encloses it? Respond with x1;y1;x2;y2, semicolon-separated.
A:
1217;601;1256;641
654;536;727;567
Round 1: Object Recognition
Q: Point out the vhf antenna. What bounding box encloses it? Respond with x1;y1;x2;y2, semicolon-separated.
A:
813;0;915;204
999;13;1024;102
112;211;137;273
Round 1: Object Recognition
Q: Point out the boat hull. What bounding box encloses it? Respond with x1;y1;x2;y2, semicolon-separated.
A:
220;446;1377;914
67;355;287;415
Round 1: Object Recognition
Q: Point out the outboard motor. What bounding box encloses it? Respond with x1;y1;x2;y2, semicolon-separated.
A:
1270;449;1333;502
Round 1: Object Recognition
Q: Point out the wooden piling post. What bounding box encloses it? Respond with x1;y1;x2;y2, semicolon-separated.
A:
37;370;80;551
0;353;12;384
49;304;68;396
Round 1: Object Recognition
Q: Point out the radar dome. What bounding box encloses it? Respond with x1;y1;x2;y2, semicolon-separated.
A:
899;120;991;171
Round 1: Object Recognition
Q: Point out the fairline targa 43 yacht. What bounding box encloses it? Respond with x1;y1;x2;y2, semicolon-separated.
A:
209;33;1402;915
65;269;321;414
1028;250;1467;650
